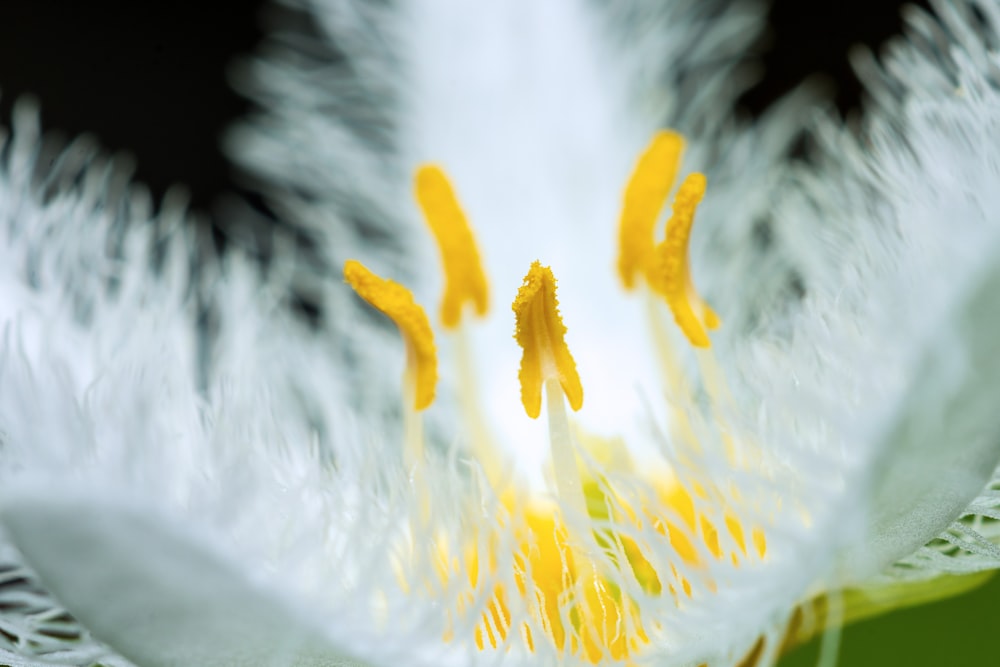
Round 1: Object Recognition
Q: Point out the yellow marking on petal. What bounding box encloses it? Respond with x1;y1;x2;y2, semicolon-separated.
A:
343;260;437;410
652;482;702;566
752;528;767;558
456;468;772;662
652;172;719;348
575;572;650;663
617;130;685;290
465;496;651;664
726;515;748;556
512;262;583;419
415;164;490;328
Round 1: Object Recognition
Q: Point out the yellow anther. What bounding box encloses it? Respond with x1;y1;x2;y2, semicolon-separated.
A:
415;164;490;329
652;172;720;348
617;130;685;290
512;262;583;419
343;260;437;410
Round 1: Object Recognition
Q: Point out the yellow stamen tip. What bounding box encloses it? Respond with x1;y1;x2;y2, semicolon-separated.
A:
512;262;584;419
343;260;437;410
617;130;685;290
653;172;719;348
415;164;490;329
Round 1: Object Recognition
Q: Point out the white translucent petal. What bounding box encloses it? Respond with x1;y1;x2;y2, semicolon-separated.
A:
0;99;196;665
0;648;82;667
0;278;468;667
766;0;1000;582
843;241;1000;578
0;101;396;667
0;534;121;665
0;484;374;667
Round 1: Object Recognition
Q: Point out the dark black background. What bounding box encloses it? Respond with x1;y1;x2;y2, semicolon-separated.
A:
0;0;926;217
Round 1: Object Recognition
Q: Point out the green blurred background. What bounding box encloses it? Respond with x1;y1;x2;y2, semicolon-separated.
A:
780;574;999;666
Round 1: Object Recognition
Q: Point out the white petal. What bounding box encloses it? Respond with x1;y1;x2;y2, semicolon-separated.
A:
767;0;1000;581
844;242;1000;578
0;648;86;667
0;484;373;667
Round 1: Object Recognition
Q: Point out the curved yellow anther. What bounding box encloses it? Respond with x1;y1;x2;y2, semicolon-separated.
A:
652;172;720;348
512;262;584;419
415;164;490;329
344;260;437;410
617;131;685;290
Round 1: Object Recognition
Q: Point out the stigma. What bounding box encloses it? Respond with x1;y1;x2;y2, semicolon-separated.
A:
512;261;583;420
343;131;757;663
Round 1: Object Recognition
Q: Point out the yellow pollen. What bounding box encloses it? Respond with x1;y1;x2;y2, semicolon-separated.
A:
652;172;720;348
343;260;437;410
617;130;685;290
512;261;584;419
415;164;490;329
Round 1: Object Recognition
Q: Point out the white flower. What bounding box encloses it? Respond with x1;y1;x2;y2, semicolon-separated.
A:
2;1;1000;667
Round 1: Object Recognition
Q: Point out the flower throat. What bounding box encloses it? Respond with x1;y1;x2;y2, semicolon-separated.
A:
343;131;766;664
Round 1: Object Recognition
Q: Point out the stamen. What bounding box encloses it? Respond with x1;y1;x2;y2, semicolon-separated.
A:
617;131;685;290
415;164;490;328
512;262;591;538
545;377;590;523
652;172;720;348
343;260;437;411
415;164;508;486
512;261;583;419
454;326;511;490
645;292;701;453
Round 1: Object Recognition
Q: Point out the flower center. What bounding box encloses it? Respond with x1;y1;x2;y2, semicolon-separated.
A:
344;131;766;664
